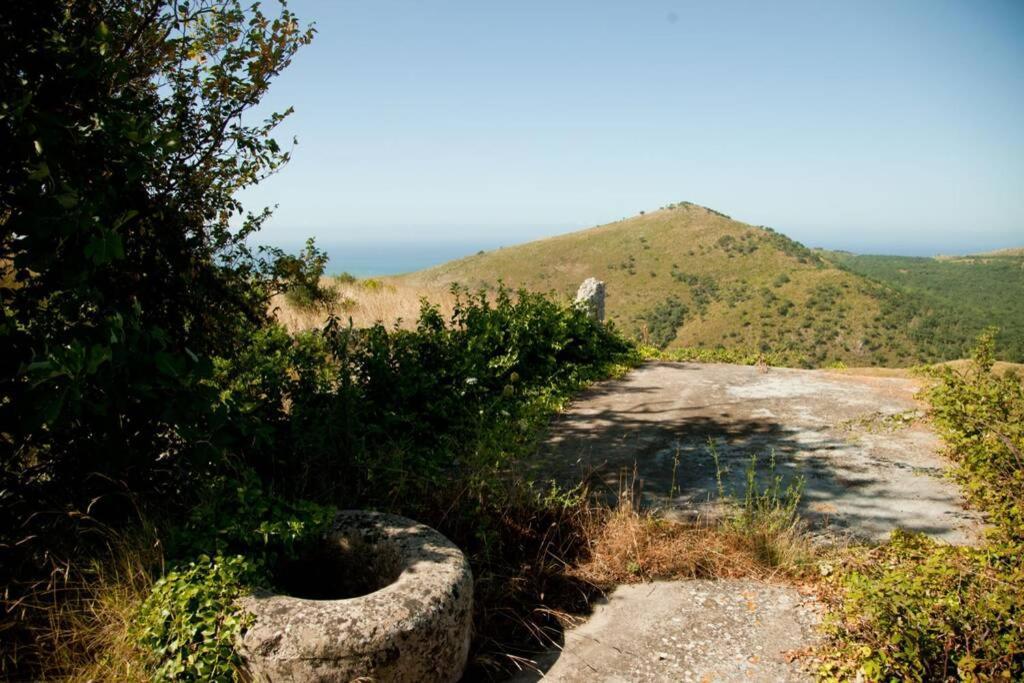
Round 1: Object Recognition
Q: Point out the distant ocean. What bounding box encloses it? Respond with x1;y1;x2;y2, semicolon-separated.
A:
267;240;508;278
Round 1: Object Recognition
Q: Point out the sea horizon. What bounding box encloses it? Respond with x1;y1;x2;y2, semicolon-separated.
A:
256;235;1024;278
261;239;509;277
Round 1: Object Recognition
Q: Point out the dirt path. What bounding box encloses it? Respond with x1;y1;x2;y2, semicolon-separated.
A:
534;361;983;543
507;361;983;681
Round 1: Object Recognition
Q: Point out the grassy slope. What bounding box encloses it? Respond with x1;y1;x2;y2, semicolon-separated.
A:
824;251;1024;361
401;203;971;367
969;247;1024;257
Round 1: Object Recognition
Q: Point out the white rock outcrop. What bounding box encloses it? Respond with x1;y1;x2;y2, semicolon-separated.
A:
574;278;606;322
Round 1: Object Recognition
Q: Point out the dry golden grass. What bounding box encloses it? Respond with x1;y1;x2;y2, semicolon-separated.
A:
937;359;1024;375
573;504;814;589
272;277;458;333
5;533;158;682
569;458;817;589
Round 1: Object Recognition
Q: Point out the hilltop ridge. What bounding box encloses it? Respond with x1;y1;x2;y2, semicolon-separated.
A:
402;203;1004;366
970;246;1024;257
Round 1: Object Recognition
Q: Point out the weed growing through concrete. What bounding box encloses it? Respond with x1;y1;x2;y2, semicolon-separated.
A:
707;438;809;570
669;442;681;499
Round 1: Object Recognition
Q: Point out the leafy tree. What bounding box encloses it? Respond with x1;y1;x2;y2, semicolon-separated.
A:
0;0;313;669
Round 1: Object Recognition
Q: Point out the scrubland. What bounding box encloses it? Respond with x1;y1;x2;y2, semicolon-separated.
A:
401;202;1024;367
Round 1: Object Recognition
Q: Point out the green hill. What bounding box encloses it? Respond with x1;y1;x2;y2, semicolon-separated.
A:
401;202;1002;366
969;247;1024;257
823;250;1024;361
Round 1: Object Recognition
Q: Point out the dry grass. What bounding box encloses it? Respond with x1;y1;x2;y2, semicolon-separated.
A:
3;534;159;682
574;504;814;589
468;478;819;677
572;449;817;587
271;277;458;333
937;358;1024;375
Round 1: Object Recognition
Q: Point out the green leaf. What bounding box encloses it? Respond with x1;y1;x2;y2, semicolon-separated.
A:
112;210;139;229
27;162;49;180
84;231;124;264
85;345;111;374
154;351;182;378
54;191;78;208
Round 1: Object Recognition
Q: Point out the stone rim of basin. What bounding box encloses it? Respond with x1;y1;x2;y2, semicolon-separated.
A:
239;510;473;683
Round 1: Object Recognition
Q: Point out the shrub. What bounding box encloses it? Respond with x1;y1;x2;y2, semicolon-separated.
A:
819;330;1024;681
923;329;1024;536
202;285;633;506
821;532;1022;682
669;268;720;314
0;1;639;678
335;271;358;284
133;475;336;680
639;297;688;349
134;555;263;682
0;1;314;672
762;230;824;266
651;345;806;367
95;286;634;678
201;287;634;677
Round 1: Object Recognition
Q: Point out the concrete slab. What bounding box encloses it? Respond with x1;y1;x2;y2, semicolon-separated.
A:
509;580;821;682
533;361;983;544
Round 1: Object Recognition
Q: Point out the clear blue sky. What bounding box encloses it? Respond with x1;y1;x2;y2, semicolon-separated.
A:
241;0;1024;256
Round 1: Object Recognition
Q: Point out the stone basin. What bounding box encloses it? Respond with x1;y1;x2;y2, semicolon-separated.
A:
239;510;473;682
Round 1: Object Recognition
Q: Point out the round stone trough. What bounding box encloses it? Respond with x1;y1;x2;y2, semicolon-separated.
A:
239;510;473;682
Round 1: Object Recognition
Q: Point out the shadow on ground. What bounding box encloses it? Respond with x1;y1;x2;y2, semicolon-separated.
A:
487;361;985;681
531;361;983;544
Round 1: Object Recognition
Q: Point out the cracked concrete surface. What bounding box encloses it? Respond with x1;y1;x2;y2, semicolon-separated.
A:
500;361;984;682
510;580;822;682
534;361;983;544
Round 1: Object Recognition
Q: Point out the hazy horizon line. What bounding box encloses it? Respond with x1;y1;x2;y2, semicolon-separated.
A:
259;231;1023;260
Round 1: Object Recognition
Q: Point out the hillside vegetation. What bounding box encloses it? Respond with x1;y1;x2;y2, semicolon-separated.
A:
821;332;1024;680
402;203;995;366
824;251;1024;361
0;4;643;678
